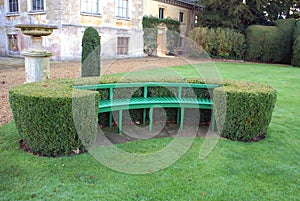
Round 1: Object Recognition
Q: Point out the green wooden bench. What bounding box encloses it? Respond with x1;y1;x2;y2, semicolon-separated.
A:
74;82;218;134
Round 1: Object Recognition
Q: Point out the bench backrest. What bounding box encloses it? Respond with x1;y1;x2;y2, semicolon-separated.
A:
74;82;219;100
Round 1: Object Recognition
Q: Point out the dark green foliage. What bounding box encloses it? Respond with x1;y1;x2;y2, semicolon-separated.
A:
292;20;300;41
189;27;246;59
292;36;300;67
292;21;300;67
274;19;296;63
198;0;269;32
245;25;283;63
9;79;99;157
142;16;180;55
197;0;299;32
214;81;277;141
246;19;300;64
81;27;101;77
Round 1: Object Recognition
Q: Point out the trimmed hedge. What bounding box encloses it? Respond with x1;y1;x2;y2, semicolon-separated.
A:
9;79;99;157
292;21;300;67
189;27;246;59
9;76;276;156
81;27;101;77
246;19;298;64
274;19;296;64
214;81;277;141
245;25;283;63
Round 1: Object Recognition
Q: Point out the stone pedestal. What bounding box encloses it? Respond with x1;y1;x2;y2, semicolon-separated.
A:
23;51;52;83
15;24;57;83
22;35;53;83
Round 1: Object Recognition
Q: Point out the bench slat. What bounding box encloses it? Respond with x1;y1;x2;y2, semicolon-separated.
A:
74;82;219;90
98;97;213;113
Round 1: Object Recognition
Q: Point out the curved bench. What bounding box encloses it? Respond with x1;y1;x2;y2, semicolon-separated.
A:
74;82;218;133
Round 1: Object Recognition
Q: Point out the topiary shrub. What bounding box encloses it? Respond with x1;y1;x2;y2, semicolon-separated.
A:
9;79;99;157
214;81;277;141
81;27;101;77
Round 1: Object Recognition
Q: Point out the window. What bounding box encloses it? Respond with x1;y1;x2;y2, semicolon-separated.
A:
179;12;184;23
8;0;19;13
81;0;99;14
159;8;164;19
117;37;129;55
117;0;128;18
31;0;44;11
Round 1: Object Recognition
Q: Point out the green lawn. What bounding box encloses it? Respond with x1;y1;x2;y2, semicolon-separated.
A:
1;62;299;200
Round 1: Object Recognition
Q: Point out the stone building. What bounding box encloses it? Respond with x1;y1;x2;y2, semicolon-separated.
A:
0;0;201;61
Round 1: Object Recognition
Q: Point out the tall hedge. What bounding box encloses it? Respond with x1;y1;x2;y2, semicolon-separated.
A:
9;76;277;157
274;19;296;64
81;27;101;77
245;25;283;63
189;27;246;59
292;21;300;67
246;19;297;64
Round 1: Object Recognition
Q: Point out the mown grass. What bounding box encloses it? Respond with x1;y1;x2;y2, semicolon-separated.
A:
1;62;299;200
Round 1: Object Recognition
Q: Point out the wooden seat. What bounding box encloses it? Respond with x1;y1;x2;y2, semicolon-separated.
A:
74;82;218;134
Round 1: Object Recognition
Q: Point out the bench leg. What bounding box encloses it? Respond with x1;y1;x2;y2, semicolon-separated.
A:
176;109;180;124
118;110;123;134
180;108;184;130
149;107;153;132
143;108;146;124
211;109;215;132
109;112;113;127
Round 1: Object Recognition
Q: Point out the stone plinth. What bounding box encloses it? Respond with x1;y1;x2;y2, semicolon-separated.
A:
15;24;57;83
23;51;53;83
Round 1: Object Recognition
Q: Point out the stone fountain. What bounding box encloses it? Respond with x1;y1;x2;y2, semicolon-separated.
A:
15;24;58;83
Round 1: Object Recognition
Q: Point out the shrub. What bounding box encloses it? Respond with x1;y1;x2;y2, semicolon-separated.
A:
246;19;297;64
245;25;283;63
189;27;246;59
274;19;296;64
81;27;101;77
9;76;277;157
9;79;99;157
292;21;300;67
292;36;300;67
214;81;277;141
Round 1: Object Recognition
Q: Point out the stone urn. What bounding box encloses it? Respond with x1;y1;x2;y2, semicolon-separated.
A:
16;24;58;83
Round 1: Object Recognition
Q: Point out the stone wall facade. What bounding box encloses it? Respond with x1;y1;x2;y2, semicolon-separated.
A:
0;0;198;61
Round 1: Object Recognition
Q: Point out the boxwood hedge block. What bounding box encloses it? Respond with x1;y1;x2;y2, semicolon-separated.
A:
9;76;277;157
9;79;99;157
214;81;277;141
